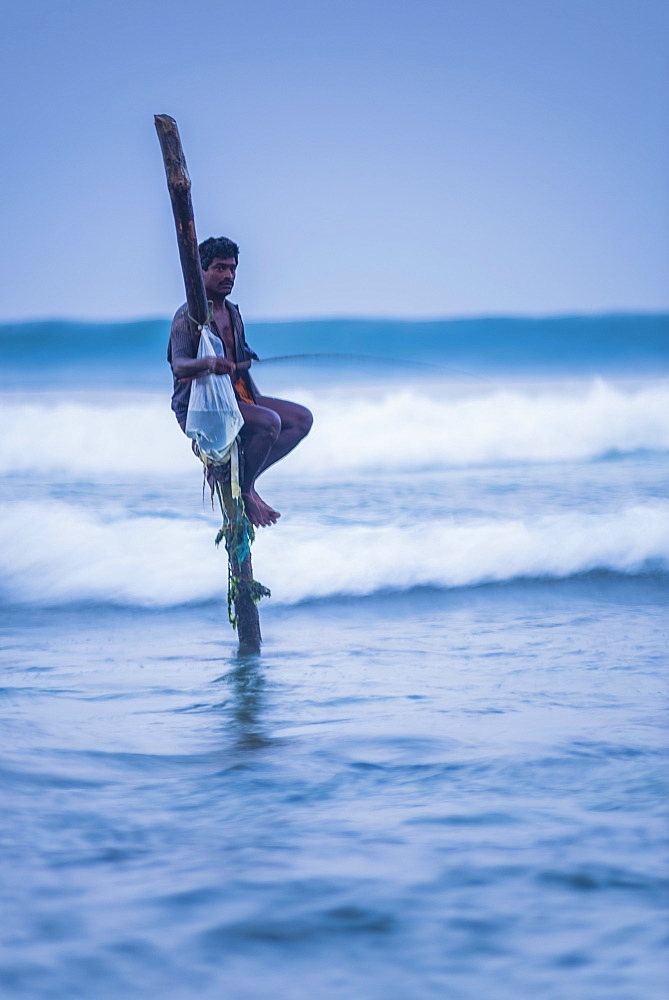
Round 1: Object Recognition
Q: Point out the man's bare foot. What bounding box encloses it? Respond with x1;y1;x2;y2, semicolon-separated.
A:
252;488;280;523
242;492;280;527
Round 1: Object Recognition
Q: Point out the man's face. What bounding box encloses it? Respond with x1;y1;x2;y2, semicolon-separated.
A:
203;257;237;298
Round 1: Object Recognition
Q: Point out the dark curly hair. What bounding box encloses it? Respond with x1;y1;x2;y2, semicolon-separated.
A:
199;236;239;270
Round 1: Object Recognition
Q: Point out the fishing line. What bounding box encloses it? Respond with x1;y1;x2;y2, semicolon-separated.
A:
180;351;495;386
253;352;495;384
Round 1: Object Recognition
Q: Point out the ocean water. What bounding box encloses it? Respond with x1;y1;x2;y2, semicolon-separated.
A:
0;316;668;999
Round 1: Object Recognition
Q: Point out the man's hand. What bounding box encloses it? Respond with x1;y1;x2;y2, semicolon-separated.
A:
207;356;236;376
174;355;252;383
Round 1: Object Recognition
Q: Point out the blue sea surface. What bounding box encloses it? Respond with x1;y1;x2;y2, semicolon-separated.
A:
0;316;667;998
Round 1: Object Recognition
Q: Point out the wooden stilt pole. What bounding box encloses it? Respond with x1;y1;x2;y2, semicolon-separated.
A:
154;115;209;328
155;114;263;650
214;478;264;651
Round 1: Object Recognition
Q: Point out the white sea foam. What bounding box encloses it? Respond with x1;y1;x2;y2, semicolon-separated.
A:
0;381;667;479
287;379;669;476
0;400;194;476
0;500;666;607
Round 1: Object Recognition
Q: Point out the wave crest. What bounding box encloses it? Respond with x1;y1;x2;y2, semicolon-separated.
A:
0;501;666;608
0;381;667;478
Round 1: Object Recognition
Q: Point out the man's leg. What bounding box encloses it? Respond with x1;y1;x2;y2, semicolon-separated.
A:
221;397;312;527
237;402;282;527
253;396;313;474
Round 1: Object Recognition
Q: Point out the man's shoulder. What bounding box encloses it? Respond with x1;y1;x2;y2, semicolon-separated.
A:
168;303;196;364
171;302;189;328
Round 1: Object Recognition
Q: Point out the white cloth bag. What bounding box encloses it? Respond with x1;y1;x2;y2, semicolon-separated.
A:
185;326;244;462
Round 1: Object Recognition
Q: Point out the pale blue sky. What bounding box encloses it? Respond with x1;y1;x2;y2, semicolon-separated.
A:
1;0;667;320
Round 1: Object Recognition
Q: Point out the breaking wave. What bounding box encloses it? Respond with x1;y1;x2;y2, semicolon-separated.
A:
0;501;667;608
1;380;668;478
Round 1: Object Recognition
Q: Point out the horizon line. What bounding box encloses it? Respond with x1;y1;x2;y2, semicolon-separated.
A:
1;307;668;327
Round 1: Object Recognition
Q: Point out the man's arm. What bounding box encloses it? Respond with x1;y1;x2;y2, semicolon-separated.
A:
169;305;239;380
172;354;236;380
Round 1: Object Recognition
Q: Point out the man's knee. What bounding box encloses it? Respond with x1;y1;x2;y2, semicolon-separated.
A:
293;404;313;438
244;406;281;442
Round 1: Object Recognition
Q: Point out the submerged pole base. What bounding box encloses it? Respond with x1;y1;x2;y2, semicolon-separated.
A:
208;455;268;651
233;553;262;651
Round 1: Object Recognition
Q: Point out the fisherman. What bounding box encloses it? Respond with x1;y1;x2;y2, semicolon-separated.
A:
168;236;313;527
